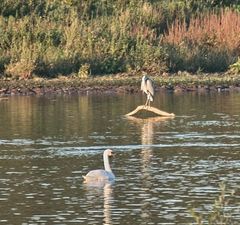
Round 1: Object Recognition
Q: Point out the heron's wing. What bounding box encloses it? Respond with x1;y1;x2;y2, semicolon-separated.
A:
141;79;146;92
146;79;154;96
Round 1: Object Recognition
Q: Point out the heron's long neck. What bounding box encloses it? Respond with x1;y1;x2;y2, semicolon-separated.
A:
103;153;112;172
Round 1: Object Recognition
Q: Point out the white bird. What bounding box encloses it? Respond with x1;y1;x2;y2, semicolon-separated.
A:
141;75;154;107
83;149;115;182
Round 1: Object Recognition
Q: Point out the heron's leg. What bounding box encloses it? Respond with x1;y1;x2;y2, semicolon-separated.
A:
148;100;151;108
145;98;148;107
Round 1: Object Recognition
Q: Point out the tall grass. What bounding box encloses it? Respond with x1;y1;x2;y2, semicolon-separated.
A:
0;0;239;79
190;183;238;225
164;9;240;72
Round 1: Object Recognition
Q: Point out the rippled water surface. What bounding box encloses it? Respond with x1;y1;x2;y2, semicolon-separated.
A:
0;92;240;224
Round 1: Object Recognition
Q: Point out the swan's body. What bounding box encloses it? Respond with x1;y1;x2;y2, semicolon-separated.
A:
83;149;115;182
141;75;154;107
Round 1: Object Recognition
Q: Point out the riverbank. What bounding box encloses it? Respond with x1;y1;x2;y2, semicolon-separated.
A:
1;73;240;96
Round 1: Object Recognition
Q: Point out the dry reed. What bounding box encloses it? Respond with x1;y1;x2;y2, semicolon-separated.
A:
164;9;240;52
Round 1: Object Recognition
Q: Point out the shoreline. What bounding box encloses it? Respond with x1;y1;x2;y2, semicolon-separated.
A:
0;73;240;96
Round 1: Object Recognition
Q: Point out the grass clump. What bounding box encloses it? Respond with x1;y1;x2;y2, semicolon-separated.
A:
190;183;239;225
230;57;240;74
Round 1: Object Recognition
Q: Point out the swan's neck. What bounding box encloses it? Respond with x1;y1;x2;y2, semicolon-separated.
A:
103;152;112;172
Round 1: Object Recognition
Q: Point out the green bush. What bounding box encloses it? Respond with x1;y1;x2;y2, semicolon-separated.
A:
165;42;234;73
229;57;240;74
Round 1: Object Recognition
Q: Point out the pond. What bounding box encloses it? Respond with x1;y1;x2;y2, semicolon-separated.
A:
0;91;240;224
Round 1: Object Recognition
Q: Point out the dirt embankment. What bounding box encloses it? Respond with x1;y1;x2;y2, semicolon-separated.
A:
1;74;240;96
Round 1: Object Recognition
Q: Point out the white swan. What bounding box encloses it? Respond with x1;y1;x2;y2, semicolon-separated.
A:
83;149;115;182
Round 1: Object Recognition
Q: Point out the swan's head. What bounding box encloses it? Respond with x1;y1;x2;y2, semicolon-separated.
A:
104;149;113;157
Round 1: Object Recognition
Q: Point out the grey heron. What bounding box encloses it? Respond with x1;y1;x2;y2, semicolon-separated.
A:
141;75;154;107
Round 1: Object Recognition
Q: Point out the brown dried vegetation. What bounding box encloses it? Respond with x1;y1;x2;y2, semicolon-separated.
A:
165;9;240;52
163;9;240;72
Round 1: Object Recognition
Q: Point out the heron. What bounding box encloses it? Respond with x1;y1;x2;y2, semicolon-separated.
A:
141;75;154;107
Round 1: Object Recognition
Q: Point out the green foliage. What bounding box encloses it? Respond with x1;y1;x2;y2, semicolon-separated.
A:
190;183;238;225
230;58;240;74
0;0;239;79
166;43;234;73
77;63;91;78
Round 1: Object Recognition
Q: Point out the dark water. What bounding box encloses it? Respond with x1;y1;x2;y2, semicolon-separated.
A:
0;91;240;224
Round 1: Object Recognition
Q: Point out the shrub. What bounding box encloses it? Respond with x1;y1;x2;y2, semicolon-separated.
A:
76;63;91;78
5;37;40;79
229;57;240;73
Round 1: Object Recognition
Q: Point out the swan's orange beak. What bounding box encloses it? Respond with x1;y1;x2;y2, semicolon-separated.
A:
107;149;114;157
109;152;114;157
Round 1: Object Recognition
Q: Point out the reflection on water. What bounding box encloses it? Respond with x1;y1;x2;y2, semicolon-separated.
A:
140;118;155;223
103;183;113;225
84;181;114;225
0;92;240;224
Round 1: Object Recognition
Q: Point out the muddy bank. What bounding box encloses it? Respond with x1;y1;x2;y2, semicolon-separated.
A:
1;83;240;96
0;75;240;96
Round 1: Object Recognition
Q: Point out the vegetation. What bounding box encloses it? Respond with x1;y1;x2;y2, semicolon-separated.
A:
0;0;240;79
164;9;240;72
190;183;239;225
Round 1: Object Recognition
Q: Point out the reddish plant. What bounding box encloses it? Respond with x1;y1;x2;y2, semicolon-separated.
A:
164;9;240;53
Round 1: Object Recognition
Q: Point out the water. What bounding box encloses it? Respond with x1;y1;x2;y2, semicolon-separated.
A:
0;92;240;224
